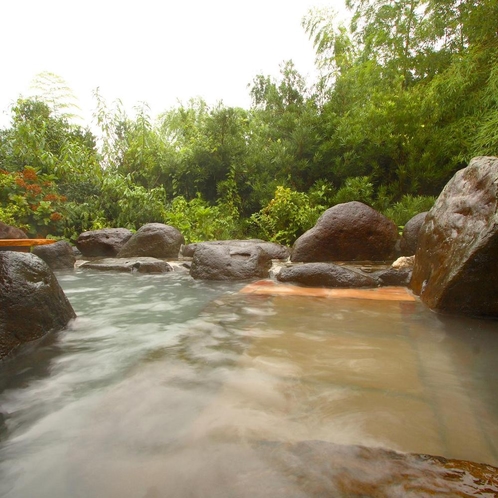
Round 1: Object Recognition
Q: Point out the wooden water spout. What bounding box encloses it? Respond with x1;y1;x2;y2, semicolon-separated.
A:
0;239;57;252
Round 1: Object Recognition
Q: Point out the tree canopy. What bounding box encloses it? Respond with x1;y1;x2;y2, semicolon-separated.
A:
1;0;496;243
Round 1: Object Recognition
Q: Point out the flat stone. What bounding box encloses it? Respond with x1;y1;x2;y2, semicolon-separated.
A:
183;240;289;260
276;262;378;288
80;257;173;273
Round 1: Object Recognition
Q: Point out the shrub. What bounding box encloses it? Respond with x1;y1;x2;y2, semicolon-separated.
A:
0;167;66;236
250;186;324;245
383;194;436;227
164;195;238;243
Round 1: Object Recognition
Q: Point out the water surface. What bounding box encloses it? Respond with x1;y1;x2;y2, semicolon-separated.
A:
1;270;497;497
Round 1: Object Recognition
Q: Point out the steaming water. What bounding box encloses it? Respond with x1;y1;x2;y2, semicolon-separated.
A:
1;270;497;497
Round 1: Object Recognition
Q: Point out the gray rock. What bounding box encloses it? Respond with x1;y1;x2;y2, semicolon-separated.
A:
276;263;378;288
117;223;184;259
291;202;399;262
0;221;27;239
32;240;76;270
411;156;498;316
76;228;133;257
190;243;272;280
0;222;28;252
372;267;412;287
400;212;428;255
81;257;173;273
0;252;75;360
183;240;289;260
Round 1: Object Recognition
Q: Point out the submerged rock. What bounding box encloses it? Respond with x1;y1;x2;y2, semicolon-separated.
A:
249;440;498;497
190;243;272;280
32;240;76;270
291;201;398;262
276;262;377;288
117;223;184;259
76;228;133;258
0;252;75;360
81;257;173;273
411;156;498;316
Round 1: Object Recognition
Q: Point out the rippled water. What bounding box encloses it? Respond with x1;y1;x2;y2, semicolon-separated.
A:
1;270;498;497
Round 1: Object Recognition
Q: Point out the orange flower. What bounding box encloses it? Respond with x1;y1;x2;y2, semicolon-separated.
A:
50;212;63;222
26;184;43;195
22;168;38;181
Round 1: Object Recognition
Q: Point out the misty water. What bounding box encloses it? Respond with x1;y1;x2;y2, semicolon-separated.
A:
1;269;498;497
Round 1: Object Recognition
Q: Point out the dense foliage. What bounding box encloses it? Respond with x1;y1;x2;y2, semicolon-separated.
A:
1;0;496;243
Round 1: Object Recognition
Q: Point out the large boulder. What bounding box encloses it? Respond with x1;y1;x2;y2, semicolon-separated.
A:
411;156;498;316
183;240;289;260
117;223;184;259
0;221;27;239
76;228;133;258
276;263;377;288
291;202;398;262
190;243;272;280
400;212;428;255
32;240;76;270
81;257;173;274
0;252;75;360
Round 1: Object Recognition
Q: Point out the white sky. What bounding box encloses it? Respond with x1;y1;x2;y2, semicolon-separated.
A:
0;0;347;128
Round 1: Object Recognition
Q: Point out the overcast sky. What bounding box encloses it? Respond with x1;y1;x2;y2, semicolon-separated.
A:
1;0;347;128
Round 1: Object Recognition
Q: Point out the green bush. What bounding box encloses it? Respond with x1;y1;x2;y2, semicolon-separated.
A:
332;176;374;206
382;194;436;227
164;195;238;244
0;167;66;236
250;186;324;245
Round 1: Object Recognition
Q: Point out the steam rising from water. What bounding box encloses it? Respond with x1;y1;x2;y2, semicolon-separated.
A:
1;270;497;496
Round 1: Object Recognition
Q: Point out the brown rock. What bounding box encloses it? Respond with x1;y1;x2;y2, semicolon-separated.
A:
0;221;29;252
411;156;498;316
276;263;378;288
81;257;173;273
183;240;289;260
0;252;75;360
117;223;184;259
400;212;428;255
190;243;272;280
291;202;398;262
76;228;133;257
249;440;498;497
32;240;76;270
0;221;27;239
372;266;412;286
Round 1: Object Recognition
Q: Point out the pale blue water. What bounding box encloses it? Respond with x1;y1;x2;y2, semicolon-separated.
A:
0;269;497;497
